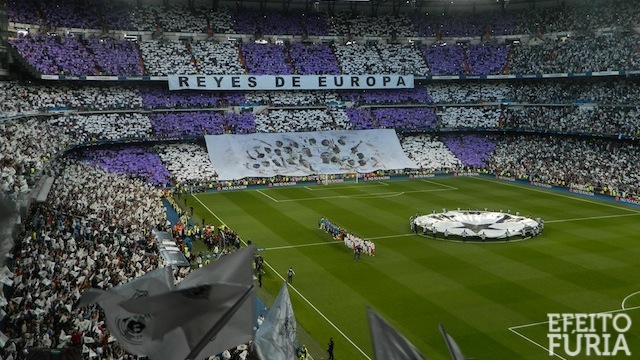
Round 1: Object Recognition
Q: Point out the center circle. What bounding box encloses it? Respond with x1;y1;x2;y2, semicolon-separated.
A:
411;210;543;242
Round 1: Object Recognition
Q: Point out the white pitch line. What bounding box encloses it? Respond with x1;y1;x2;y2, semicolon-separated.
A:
256;189;280;203
508;328;568;360
622;291;640;310
508;304;640;359
275;188;455;203
263;234;417;251
473;177;640;214
305;182;390;191
419;179;459;189
366;233;415;240
264;240;343;251
509;305;640;330
545;213;640;223
191;194;373;360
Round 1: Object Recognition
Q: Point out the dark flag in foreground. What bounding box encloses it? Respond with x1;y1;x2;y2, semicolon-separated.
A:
366;306;426;360
79;246;256;360
78;266;175;356
439;323;467;360
254;283;299;360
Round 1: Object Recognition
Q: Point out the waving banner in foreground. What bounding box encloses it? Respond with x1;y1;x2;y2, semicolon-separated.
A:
204;129;418;180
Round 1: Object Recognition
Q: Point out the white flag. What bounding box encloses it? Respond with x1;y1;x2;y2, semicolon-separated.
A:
439;323;467;360
254;283;299;360
77;266;175;356
121;246;256;360
367;306;426;360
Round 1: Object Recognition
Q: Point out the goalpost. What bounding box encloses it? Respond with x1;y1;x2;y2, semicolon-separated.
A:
319;172;359;185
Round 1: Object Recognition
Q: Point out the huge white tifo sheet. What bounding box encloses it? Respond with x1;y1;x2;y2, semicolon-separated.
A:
204;129;418;180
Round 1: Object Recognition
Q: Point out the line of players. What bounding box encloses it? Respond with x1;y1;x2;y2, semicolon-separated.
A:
319;217;375;257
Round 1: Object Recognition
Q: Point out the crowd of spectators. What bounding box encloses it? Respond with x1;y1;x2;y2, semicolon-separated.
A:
150;111;255;137
80;147;172;187
6;2;640;358
486;135;640;198
244;90;340;106
441;134;496;169
139;40;196;76
129;4;225;33
254;109;349;133
372;107;438;131
9;34;143;76
0;117;68;199
439;107;502;129
156;144;219;184
421;44;465;76
401;135;461;170
333;43;429;75
509;32;640;75
49;113;152;143
4;79;637;119
8;1;640;37
9;32;640;77
233;10;305;36
340;88;433;105
501;106;640;136
427;82;508;103
288;43;340;75
1;159;166;358
241;43;293;75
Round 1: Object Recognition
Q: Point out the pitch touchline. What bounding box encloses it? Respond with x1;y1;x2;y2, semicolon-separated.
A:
257;188;456;203
263;240;343;251
473;177;640;214
256;189;280;202
191;194;373;360
545;213;640;223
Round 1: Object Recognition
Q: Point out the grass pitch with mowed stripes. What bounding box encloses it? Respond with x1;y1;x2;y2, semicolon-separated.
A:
187;177;640;360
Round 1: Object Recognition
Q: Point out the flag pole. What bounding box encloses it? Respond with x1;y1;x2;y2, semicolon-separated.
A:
184;284;255;360
439;323;467;360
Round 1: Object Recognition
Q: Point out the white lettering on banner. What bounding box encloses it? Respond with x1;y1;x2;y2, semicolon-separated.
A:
410;174;436;179
271;182;297;187
168;75;414;91
547;313;632;357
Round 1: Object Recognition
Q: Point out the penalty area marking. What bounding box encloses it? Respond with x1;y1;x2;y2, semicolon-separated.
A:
257;187;455;203
304;182;390;191
508;302;640;360
191;193;373;360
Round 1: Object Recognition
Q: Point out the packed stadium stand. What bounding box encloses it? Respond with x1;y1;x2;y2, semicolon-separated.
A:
2;0;640;358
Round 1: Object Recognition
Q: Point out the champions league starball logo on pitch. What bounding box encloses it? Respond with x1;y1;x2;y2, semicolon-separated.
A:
547;313;632;357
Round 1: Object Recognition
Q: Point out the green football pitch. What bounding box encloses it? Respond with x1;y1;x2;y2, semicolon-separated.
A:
184;176;640;359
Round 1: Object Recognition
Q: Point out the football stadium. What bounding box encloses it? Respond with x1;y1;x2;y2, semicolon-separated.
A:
1;0;640;359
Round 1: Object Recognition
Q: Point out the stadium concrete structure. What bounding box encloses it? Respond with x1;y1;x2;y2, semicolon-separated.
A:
2;0;640;358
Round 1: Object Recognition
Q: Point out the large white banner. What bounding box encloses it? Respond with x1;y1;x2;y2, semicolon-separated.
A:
168;75;414;91
204;130;418;180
